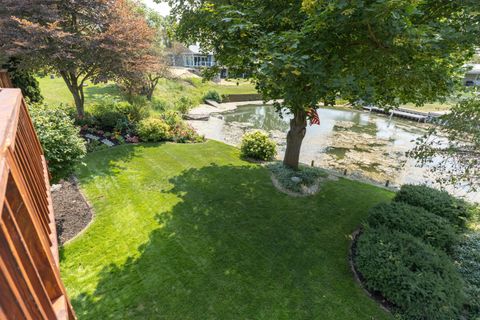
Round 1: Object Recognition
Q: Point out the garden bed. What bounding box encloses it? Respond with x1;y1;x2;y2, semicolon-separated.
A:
52;178;93;245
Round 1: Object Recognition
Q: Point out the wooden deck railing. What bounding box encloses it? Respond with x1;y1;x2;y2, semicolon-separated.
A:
0;83;76;318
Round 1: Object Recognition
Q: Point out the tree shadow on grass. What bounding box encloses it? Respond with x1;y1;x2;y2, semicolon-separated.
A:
76;143;167;184
72;164;389;319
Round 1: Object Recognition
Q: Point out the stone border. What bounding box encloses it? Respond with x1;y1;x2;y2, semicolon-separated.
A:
62;176;95;245
348;228;393;314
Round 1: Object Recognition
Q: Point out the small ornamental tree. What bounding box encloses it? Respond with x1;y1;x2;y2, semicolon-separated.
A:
2;0;156;118
170;0;479;169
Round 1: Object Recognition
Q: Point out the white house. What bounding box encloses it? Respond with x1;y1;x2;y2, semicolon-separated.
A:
170;44;216;68
464;64;480;86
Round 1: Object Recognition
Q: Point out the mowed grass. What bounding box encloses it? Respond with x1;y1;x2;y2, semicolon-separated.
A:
38;76;257;107
61;141;393;319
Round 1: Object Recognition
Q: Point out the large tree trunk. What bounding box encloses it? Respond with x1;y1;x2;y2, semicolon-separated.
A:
60;71;85;118
71;89;85;118
283;109;307;170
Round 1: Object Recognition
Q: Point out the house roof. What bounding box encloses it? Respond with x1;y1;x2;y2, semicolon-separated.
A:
184;44;213;55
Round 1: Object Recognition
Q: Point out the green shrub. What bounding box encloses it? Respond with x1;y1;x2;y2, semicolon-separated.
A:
267;162;326;193
394;184;471;228
30;104;86;180
240;131;277;161
116;100;150;123
355;227;465;320
137;118;170;142
366;202;458;252
90;98;129;131
160;110;183;128
203;90;222;103
454;232;480;318
151;99;171;112
175;96;194;114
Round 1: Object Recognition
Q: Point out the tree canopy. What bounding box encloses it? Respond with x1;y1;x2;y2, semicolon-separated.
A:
1;0;156;117
170;0;479;168
409;98;480;189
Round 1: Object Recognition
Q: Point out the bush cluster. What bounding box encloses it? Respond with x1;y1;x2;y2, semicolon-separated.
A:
137;112;204;143
356;227;465;320
453;232;480;318
137;118;170;142
394;184;471;228
366;202;458;252
355;184;479;319
240;131;277;161
30;104;86;180
175;96;194;114
88;97;150;133
203;90;222;103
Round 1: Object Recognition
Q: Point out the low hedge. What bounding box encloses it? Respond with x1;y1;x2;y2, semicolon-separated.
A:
394;184;471;229
453;232;480;318
355;227;465;320
366;202;458;252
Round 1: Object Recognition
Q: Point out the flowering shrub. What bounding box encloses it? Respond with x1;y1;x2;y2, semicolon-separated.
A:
126;135;139;143
240;130;276;161
137;118;170;142
171;122;205;143
29;104;86;180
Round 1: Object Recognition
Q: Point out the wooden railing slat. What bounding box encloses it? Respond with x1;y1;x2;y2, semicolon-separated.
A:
0;83;76;319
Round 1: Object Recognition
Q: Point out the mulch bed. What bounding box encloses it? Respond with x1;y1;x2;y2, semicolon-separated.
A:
52;178;93;245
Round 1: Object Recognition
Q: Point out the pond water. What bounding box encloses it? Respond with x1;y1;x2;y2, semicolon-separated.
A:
189;104;479;202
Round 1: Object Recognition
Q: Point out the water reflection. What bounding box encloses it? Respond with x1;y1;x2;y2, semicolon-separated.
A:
191;105;478;202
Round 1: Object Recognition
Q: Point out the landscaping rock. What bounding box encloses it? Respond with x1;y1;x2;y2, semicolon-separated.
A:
85;133;100;141
101;139;115;147
291;176;302;183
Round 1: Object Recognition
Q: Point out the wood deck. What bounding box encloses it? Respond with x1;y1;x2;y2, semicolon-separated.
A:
0;74;76;319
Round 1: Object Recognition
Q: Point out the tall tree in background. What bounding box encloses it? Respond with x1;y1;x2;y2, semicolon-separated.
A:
170;0;478;169
2;0;156;118
118;7;172;101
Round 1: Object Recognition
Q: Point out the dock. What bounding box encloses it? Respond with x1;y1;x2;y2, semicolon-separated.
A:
362;106;442;123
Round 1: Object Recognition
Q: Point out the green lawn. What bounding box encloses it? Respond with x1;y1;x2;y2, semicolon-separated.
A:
61;141;393;319
38;76;257;107
37;77;123;106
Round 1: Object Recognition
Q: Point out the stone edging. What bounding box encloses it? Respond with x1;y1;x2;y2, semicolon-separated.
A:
348;228;393;314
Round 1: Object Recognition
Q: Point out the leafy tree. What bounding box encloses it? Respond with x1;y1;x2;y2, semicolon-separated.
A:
409;99;480;189
170;0;479;168
2;0;156;118
3;57;43;103
117;6;172;101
